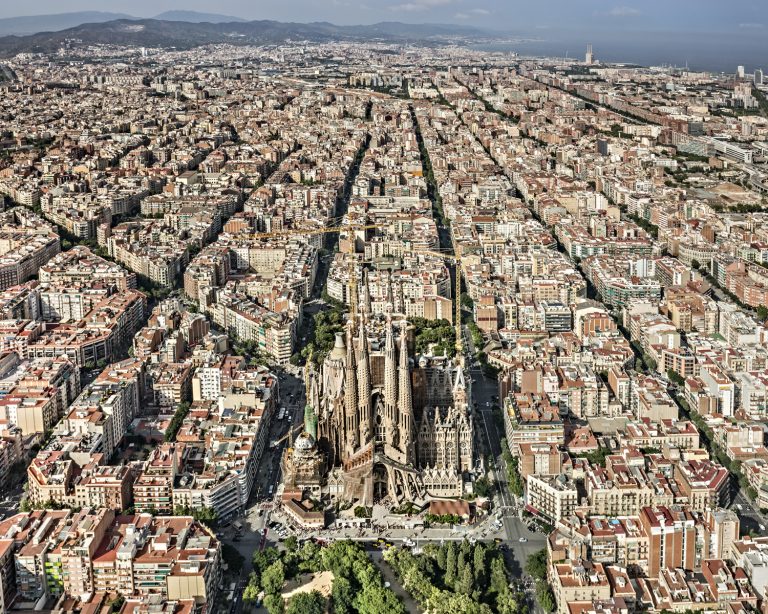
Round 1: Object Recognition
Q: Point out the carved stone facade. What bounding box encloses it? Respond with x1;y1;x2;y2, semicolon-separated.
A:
284;314;474;505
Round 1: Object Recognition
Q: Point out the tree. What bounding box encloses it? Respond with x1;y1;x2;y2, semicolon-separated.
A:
109;595;126;613
758;305;768;322
536;581;556;613
667;369;685;386
355;582;406;614
286;591;325;614
500;442;525;497
489;556;508;596
165;402;191;442
456;564;473;595
222;543;245;575
445;542;457;588
193;506;218;526
459;537;472;560
473;543;487;586
262;560;286;595
474;476;492;498
691;259;701;270
429;592;493;614
298;540;321;572
525;548;548;581
436;545;447;571
284;535;299;552
243;582;261;608
457;550;467;578
264;593;285;614
496;588;518;614
331;576;355;614
354;505;372;518
253;547;280;575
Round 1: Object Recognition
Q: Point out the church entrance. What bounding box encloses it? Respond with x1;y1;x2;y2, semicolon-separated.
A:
373;464;388;502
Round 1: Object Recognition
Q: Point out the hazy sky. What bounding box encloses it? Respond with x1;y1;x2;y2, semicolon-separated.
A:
0;0;766;33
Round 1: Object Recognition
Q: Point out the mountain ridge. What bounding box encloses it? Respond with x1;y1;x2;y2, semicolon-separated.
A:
0;17;493;57
152;11;248;24
0;11;133;36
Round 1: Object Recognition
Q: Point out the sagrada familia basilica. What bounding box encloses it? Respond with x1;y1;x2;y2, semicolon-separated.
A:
282;309;475;505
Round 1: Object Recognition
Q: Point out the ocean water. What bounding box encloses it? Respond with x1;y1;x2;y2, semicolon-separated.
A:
472;29;768;74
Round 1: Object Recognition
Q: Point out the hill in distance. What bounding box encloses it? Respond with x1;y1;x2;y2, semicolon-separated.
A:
0;11;132;36
152;11;248;23
0;18;493;57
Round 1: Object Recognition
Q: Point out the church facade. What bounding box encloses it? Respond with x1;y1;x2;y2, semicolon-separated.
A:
283;314;474;506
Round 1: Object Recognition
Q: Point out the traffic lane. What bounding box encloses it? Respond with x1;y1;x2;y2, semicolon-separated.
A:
470;367;499;403
471;367;517;545
368;550;423;613
503;516;547;563
731;490;767;534
0;485;25;519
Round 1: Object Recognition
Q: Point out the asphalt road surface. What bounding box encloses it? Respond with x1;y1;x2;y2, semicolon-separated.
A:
731;488;768;535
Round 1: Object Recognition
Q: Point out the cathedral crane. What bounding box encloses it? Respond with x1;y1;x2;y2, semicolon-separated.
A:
275;423;304;448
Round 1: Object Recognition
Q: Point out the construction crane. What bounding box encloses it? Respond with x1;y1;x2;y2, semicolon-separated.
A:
411;247;465;357
274;423;304;448
347;255;394;323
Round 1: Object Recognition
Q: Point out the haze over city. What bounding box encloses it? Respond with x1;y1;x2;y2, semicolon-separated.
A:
0;1;766;69
0;0;764;31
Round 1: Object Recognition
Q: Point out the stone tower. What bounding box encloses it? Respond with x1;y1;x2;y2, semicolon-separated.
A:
398;325;414;465
344;324;359;457
383;318;399;448
357;319;372;445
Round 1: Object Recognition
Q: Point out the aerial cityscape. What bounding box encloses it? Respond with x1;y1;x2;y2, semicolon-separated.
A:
0;2;768;614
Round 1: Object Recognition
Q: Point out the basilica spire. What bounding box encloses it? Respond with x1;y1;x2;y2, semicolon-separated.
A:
398;325;414;463
344;323;359;455
384;316;398;429
357;318;372;443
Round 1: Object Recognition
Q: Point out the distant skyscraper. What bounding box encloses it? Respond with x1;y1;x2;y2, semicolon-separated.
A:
737;65;745;79
756;69;764;86
585;44;594;65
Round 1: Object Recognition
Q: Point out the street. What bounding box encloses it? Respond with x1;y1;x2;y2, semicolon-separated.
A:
0;484;24;519
730;488;768;535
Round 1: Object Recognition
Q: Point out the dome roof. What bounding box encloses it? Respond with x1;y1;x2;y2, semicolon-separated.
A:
329;331;346;360
293;431;316;454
